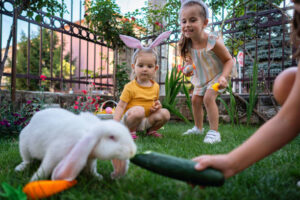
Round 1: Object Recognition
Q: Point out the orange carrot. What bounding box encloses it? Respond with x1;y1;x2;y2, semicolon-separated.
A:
23;180;77;199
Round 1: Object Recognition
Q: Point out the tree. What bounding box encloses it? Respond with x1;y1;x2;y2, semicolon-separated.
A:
84;0;137;48
7;29;75;91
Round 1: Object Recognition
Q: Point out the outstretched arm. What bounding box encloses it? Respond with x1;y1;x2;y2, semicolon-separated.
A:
212;39;233;88
193;65;300;178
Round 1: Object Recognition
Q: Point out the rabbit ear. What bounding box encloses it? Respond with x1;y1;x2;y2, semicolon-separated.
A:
110;159;129;179
119;35;143;49
149;31;172;48
51;133;100;181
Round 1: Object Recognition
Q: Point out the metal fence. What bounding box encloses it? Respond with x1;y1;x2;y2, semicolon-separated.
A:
0;0;296;101
0;0;115;101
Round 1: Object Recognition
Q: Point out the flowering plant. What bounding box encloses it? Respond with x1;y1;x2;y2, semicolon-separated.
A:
0;99;42;138
69;82;104;114
71;93;103;114
0;75;49;137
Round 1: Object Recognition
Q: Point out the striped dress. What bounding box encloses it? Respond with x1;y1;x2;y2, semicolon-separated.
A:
190;32;223;87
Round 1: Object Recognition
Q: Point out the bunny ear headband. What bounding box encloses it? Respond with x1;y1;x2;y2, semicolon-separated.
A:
119;31;172;49
181;0;209;19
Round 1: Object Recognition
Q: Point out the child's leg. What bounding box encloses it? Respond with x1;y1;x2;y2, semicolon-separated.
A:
203;89;221;144
182;95;204;135
147;108;170;132
203;89;219;131
192;95;204;129
123;106;145;132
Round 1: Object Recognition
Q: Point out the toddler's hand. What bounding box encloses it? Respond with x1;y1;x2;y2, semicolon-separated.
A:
150;100;161;113
217;76;227;89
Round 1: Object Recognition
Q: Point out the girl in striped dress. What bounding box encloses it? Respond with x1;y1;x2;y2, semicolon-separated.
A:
179;0;234;144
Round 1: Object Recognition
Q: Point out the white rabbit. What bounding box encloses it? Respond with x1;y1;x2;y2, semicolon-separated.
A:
15;108;136;181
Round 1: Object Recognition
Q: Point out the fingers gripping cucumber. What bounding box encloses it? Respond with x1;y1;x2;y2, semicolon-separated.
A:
130;151;224;186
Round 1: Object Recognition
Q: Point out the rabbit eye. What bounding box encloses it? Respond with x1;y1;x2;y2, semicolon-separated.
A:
109;135;116;140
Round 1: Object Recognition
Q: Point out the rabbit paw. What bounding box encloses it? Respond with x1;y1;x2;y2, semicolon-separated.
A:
91;171;103;180
15;162;30;172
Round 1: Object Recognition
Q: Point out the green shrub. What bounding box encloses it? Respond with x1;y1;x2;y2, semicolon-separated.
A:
0;99;43;138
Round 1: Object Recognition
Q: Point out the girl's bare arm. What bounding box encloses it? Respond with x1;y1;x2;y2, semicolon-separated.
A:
212;39;233;79
193;64;300;178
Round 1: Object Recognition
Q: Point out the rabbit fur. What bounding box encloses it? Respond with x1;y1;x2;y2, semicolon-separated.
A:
15;108;136;181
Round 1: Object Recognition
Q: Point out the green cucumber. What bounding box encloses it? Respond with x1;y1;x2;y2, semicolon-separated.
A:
130;151;225;186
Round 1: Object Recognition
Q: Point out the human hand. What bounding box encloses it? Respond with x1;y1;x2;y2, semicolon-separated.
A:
192;154;236;179
217;76;227;89
150;100;162;113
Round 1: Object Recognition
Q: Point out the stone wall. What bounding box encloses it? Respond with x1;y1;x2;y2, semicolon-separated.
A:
1;90;279;124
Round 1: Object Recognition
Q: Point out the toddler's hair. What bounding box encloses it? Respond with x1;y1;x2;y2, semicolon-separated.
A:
292;1;300;59
131;47;158;65
130;47;158;80
179;0;209;61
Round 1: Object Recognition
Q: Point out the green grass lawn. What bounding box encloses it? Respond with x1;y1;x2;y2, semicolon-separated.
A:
1;122;300;199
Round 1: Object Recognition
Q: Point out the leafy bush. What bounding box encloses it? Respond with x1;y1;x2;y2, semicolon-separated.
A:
0;99;43;138
85;0;136;48
162;66;192;124
116;62;130;99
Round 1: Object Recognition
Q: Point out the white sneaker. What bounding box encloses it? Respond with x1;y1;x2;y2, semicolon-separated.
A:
182;126;204;136
204;130;221;144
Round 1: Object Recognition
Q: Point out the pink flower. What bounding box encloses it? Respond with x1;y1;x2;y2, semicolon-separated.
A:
96;96;101;100
88;96;91;99
40;75;47;81
177;64;184;72
92;82;95;86
82;90;87;95
131;17;136;21
74;105;79;110
75;101;79;105
155;22;163;28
